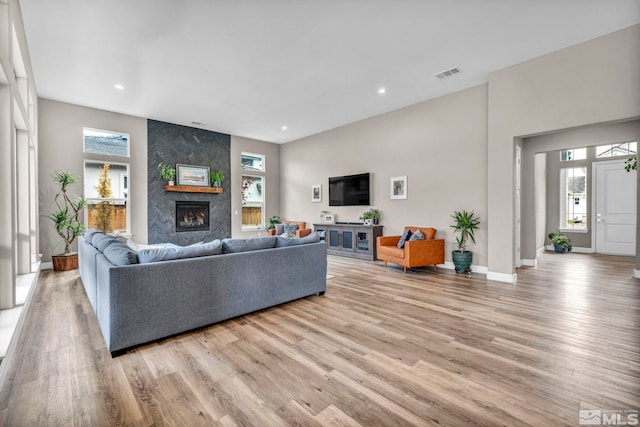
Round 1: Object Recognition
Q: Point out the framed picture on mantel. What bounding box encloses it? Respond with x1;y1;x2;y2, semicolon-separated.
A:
177;164;210;187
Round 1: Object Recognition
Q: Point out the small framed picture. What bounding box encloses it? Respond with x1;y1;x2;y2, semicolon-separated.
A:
176;164;210;187
390;176;407;200
323;213;335;224
312;184;321;203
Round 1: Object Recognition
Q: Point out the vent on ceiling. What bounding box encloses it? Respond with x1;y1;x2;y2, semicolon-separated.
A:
435;67;461;79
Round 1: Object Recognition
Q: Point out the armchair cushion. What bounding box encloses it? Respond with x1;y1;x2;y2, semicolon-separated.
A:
378;245;405;259
409;229;425;241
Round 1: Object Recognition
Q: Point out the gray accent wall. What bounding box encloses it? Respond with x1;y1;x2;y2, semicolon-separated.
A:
147;120;231;245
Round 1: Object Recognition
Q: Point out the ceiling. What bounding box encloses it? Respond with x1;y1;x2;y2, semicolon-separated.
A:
19;0;640;143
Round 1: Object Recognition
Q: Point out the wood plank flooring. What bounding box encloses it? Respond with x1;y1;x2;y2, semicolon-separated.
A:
0;252;638;426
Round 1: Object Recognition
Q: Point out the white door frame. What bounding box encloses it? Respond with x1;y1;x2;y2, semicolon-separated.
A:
515;145;522;268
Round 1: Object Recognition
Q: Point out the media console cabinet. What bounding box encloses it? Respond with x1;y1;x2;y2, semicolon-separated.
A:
313;223;383;261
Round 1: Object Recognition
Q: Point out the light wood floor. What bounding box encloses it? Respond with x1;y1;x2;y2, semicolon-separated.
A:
0;253;638;426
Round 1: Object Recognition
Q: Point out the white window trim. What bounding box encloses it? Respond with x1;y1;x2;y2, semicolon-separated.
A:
241;174;265;230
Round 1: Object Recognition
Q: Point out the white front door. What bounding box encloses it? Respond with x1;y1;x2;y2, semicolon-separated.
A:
594;160;636;255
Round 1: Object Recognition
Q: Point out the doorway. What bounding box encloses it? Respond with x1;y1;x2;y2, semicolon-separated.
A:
593;159;636;255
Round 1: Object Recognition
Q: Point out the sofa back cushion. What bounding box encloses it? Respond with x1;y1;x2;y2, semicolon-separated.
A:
138;240;222;263
92;233;120;252
275;232;320;247
222;236;277;253
103;242;139;265
84;228;104;244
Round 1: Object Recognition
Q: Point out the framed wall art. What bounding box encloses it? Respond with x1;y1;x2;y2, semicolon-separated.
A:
176;164;210;187
312;184;321;202
390;176;407;200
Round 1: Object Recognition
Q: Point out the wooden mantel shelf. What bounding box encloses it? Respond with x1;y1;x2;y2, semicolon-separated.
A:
164;185;222;193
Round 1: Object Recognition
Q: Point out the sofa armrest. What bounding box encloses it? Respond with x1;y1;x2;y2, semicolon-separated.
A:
404;239;445;264
377;235;401;247
296;228;312;238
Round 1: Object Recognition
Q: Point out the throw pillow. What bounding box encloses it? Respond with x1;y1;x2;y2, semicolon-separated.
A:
397;229;413;249
275;232;321;247
409;229;425;241
138;239;222;263
284;223;299;234
275;224;285;235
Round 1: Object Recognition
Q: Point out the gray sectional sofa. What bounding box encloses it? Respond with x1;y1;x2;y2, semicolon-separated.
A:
78;231;327;356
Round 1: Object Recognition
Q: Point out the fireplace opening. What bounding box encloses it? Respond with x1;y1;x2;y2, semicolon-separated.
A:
176;201;210;232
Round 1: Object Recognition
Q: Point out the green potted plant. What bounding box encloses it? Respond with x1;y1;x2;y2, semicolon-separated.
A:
450;210;480;273
210;170;225;188
548;232;572;253
267;215;282;231
48;171;87;271
157;162;176;185
359;208;381;225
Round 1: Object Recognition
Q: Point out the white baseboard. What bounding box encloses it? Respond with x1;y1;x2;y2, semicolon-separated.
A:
41;262;53;270
544;245;594;254
536;247;545;256
437;262;488;275
634;269;640;279
486;271;517;283
521;259;537;267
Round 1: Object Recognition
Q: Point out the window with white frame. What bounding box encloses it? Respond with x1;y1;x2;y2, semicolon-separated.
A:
595;141;637;158
560;167;587;231
83;128;130;234
560;148;586;161
242;175;264;229
241;152;265;172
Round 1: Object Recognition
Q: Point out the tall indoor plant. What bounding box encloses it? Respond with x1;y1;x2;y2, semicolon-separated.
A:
48;171;87;271
450;210;480;273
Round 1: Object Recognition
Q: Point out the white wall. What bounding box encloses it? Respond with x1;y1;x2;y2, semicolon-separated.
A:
488;24;640;280
38;99;147;261
281;84;489;267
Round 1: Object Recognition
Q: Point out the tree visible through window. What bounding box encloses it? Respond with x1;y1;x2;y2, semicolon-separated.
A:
560;167;587;231
242;175;264;228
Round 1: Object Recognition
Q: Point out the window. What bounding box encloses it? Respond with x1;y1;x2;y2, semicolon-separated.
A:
241;152;264;172
242;175;264;228
560;167;587;231
84;161;129;233
83;128;130;157
560;148;586;161
596;141;637;158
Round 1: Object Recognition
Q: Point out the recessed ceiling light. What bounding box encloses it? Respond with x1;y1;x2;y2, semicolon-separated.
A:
113;84;124;90
378;88;386;94
281;125;288;130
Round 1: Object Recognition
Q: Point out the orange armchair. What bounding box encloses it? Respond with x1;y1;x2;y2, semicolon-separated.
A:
377;226;444;273
267;221;312;238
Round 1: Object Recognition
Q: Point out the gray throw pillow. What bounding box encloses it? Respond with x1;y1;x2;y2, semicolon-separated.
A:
103;243;139;265
275;232;321;247
397;229;413;249
92;233;120;252
409;229;425;241
222;236;277;253
275;224;285;235
284;223;299;234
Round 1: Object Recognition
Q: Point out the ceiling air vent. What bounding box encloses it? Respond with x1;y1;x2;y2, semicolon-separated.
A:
435;67;461;79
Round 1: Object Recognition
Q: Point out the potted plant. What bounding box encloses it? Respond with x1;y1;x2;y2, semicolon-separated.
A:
548;232;572;253
267;215;282;231
359;208;381;225
48;171;87;271
158;162;176;185
450;210;480;274
210;170;225;188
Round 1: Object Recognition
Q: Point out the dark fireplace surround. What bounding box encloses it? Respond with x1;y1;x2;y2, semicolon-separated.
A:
148;120;231;245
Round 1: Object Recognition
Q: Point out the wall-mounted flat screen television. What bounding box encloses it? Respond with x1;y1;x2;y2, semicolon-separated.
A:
329;173;370;206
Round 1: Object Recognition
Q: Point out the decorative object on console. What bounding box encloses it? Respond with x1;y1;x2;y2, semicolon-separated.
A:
548;232;572;253
323;213;335;224
312;184;321;202
210;170;225;188
360;208;381;225
48;171;87;271
390;176;408;200
450;210;480;274
176;164;210;187
157;162;176;186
